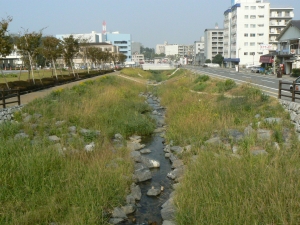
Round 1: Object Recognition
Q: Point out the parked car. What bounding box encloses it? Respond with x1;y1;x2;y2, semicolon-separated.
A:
251;66;263;73
290;76;300;92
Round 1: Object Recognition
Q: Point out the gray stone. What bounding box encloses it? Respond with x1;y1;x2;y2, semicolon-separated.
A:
48;135;60;142
140;148;151;154
244;125;255;136
111;207;127;218
232;145;239;154
257;129;272;141
171;159;184;169
205;137;222;145
140;156;160;168
130;183;142;200
255;114;260;118
154;127;166;133
127;141;145;151
228;129;244;141
169;154;178;163
184;145;192;152
84;142;95;152
14;132;29;139
109;218;126;224
114;133;123;140
161;198;176;221
273;142;280;151
130;151;142;162
167;167;184;180
133;168;152;182
55;120;65;126
251;149;268;155
23;115;32;122
164;145;171;153
165;153;171;158
68;126;77;133
264;117;282;124
147;187;161;196
126;194;136;204
121;204;136;215
170;146;183;154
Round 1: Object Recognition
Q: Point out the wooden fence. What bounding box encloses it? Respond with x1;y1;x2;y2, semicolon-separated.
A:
278;80;300;102
0;89;21;108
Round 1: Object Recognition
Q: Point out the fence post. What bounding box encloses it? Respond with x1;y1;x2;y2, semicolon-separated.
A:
292;81;296;102
278;80;282;99
2;89;5;108
17;89;21;105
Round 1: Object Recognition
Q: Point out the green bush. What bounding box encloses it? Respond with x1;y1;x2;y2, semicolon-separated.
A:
292;68;300;77
194;75;209;83
216;79;236;92
193;82;208;92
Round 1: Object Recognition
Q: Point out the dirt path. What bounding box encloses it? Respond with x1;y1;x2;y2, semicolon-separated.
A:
4;71;121;107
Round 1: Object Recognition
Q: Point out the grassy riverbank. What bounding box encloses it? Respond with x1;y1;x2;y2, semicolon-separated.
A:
0;75;155;224
156;71;300;224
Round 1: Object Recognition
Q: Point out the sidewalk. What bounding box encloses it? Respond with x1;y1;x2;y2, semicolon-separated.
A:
4;71;120;108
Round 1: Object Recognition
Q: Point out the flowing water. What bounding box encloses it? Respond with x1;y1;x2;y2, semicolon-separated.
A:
125;96;174;225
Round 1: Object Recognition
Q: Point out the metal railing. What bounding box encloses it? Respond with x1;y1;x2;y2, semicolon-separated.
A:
0;89;21;108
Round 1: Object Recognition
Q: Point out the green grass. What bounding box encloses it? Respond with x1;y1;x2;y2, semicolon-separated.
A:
0;75;155;224
156;70;300;224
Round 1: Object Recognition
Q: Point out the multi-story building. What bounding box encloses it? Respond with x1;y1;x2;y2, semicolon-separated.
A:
193;37;205;65
223;0;293;68
204;28;224;62
132;53;145;64
155;41;168;55
56;31;105;43
131;42;141;54
106;32;132;62
165;44;179;56
269;7;294;51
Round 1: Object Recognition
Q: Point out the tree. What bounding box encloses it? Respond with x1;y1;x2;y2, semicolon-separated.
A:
17;30;43;84
212;54;224;66
61;35;79;77
118;53;127;65
86;47;99;70
205;59;211;63
0;16;13;88
40;36;62;79
141;46;154;60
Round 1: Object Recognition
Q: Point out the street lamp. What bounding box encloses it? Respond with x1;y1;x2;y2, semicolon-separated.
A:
237;48;241;72
252;52;255;65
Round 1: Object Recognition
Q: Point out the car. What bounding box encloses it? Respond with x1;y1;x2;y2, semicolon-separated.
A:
251;66;261;73
290;76;300;93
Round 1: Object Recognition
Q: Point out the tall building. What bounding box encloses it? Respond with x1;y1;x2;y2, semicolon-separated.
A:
204;27;224;62
131;42;141;54
223;0;294;68
193;37;205;65
56;31;105;43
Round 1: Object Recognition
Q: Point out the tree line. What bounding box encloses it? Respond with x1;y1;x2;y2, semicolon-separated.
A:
0;16;127;85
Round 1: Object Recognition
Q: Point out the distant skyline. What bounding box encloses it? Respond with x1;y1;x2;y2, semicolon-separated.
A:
3;0;300;48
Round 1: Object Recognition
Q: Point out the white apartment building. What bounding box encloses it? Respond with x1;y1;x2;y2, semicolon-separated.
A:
155;41;168;55
194;37;205;65
56;31;105;43
269;7;294;51
204;28;224;62
223;0;294;68
165;44;179;56
132;53;144;64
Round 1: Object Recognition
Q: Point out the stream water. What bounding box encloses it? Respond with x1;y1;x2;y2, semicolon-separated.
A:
126;96;174;225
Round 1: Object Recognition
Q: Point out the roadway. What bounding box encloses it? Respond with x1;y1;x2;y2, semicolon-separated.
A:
185;65;296;101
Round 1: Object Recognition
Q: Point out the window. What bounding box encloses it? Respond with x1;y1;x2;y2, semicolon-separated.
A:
258;24;264;27
250;24;256;28
258;6;265;9
245;24;249;28
245;15;249;19
244;33;249;37
250;33;256;37
250;15;256;19
245;6;249;10
244;52;248;55
257;52;263;54
250;42;255;46
258;33;264;36
258;15;264;18
251;6;256;10
250;52;255;55
244;42;248;46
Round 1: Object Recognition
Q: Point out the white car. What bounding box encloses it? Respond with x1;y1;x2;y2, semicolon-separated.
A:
290;76;300;92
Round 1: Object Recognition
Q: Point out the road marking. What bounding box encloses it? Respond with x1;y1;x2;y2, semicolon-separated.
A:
242;76;251;78
262;80;275;83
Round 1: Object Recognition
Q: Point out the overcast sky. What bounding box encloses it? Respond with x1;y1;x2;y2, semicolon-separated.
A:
3;0;300;48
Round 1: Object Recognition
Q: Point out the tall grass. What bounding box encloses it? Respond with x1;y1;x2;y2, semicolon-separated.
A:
0;75;155;224
157;70;300;224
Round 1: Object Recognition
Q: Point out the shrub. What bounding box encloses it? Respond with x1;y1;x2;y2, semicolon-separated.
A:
216;79;236;92
194;75;209;83
291;68;300;77
193;82;208;92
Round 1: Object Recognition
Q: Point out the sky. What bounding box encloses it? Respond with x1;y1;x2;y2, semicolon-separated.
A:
2;0;300;48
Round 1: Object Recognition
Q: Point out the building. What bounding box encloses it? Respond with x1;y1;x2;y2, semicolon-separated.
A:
165;44;179;56
56;31;105;43
0;45;22;69
193;37;205;65
204;27;224;62
223;0;294;68
276;20;300;74
131;42;141;54
269;7;294;52
106;32;132;62
132;53;145;64
155;41;168;55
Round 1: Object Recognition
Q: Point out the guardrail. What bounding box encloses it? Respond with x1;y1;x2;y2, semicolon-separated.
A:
0;89;21;108
278;80;300;102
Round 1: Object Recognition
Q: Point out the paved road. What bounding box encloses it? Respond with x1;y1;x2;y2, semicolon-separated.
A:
185;65;296;101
